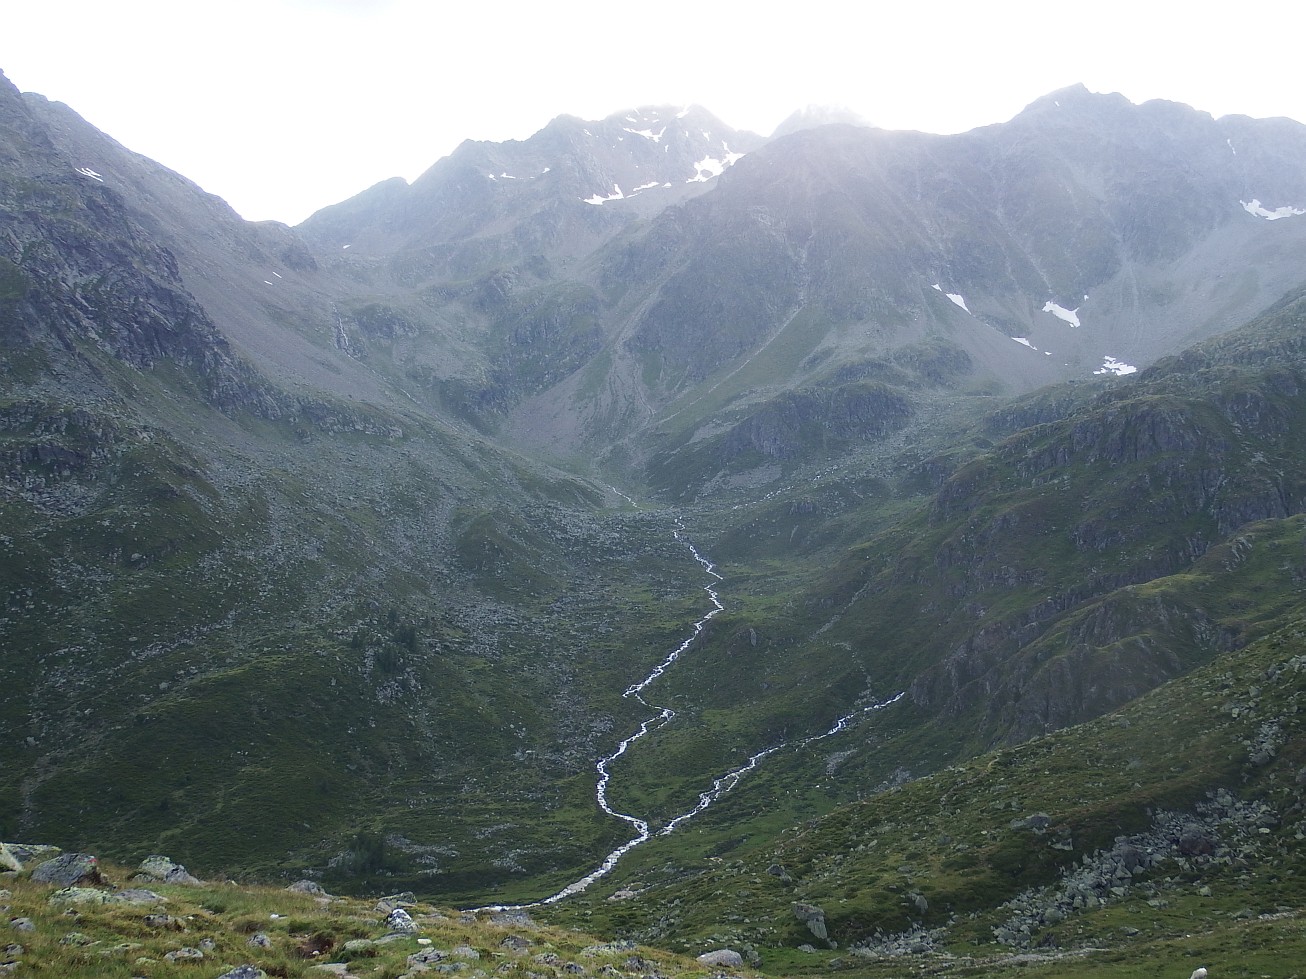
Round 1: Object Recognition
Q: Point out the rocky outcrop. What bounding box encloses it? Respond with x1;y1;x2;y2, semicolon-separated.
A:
992;790;1281;946
720;383;913;462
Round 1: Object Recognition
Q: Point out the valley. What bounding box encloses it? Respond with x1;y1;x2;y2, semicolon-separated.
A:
3;67;1306;977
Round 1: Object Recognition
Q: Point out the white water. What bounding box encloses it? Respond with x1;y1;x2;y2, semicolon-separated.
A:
472;509;902;911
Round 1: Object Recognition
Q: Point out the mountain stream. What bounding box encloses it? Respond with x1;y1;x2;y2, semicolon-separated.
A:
474;510;902;910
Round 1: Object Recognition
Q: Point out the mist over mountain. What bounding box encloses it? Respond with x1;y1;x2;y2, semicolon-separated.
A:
3;69;1306;974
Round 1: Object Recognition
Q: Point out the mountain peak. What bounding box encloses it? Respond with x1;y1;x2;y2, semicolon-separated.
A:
1013;84;1134;124
772;104;873;138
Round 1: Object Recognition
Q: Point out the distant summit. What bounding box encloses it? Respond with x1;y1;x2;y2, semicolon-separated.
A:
772;103;873;138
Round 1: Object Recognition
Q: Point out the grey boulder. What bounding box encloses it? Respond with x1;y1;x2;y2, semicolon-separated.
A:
31;853;102;887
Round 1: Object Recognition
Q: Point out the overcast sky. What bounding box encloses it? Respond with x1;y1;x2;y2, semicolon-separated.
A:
6;1;1305;225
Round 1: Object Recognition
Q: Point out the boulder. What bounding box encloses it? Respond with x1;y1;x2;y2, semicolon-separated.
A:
1178;825;1216;857
7;920;34;933
31;853;101;887
0;847;19;875
384;907;419;934
1010;813;1051;832
792;902;828;941
765;863;792;883
375;891;417;913
288;879;327;896
137;855;202;886
697;949;743;967
217;967;268;979
489;910;534;927
164;947;205;962
247;932;273;948
48;887;112;905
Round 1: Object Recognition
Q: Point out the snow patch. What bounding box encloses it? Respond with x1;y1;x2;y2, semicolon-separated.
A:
932;283;971;313
342;244;351;249
583;185;626;205
624;126;666;143
687;146;745;183
1094;356;1137;376
689;156;725;182
270;271;282;278
263;280;275;286
1042;300;1081;328
1227;138;1237;155
1241;198;1306;221
75;167;103;182
1013;337;1036;349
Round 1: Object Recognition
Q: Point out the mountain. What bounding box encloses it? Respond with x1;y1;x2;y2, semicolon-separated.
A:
4;69;1306;974
0;69;716;897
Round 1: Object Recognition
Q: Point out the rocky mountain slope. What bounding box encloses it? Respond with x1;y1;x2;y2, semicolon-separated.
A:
4;66;1306;977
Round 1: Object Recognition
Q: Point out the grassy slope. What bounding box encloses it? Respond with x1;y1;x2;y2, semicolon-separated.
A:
541;613;1306;979
0;860;742;979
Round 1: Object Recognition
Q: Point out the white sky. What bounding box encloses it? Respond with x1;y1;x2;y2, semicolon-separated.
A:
6;0;1305;226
